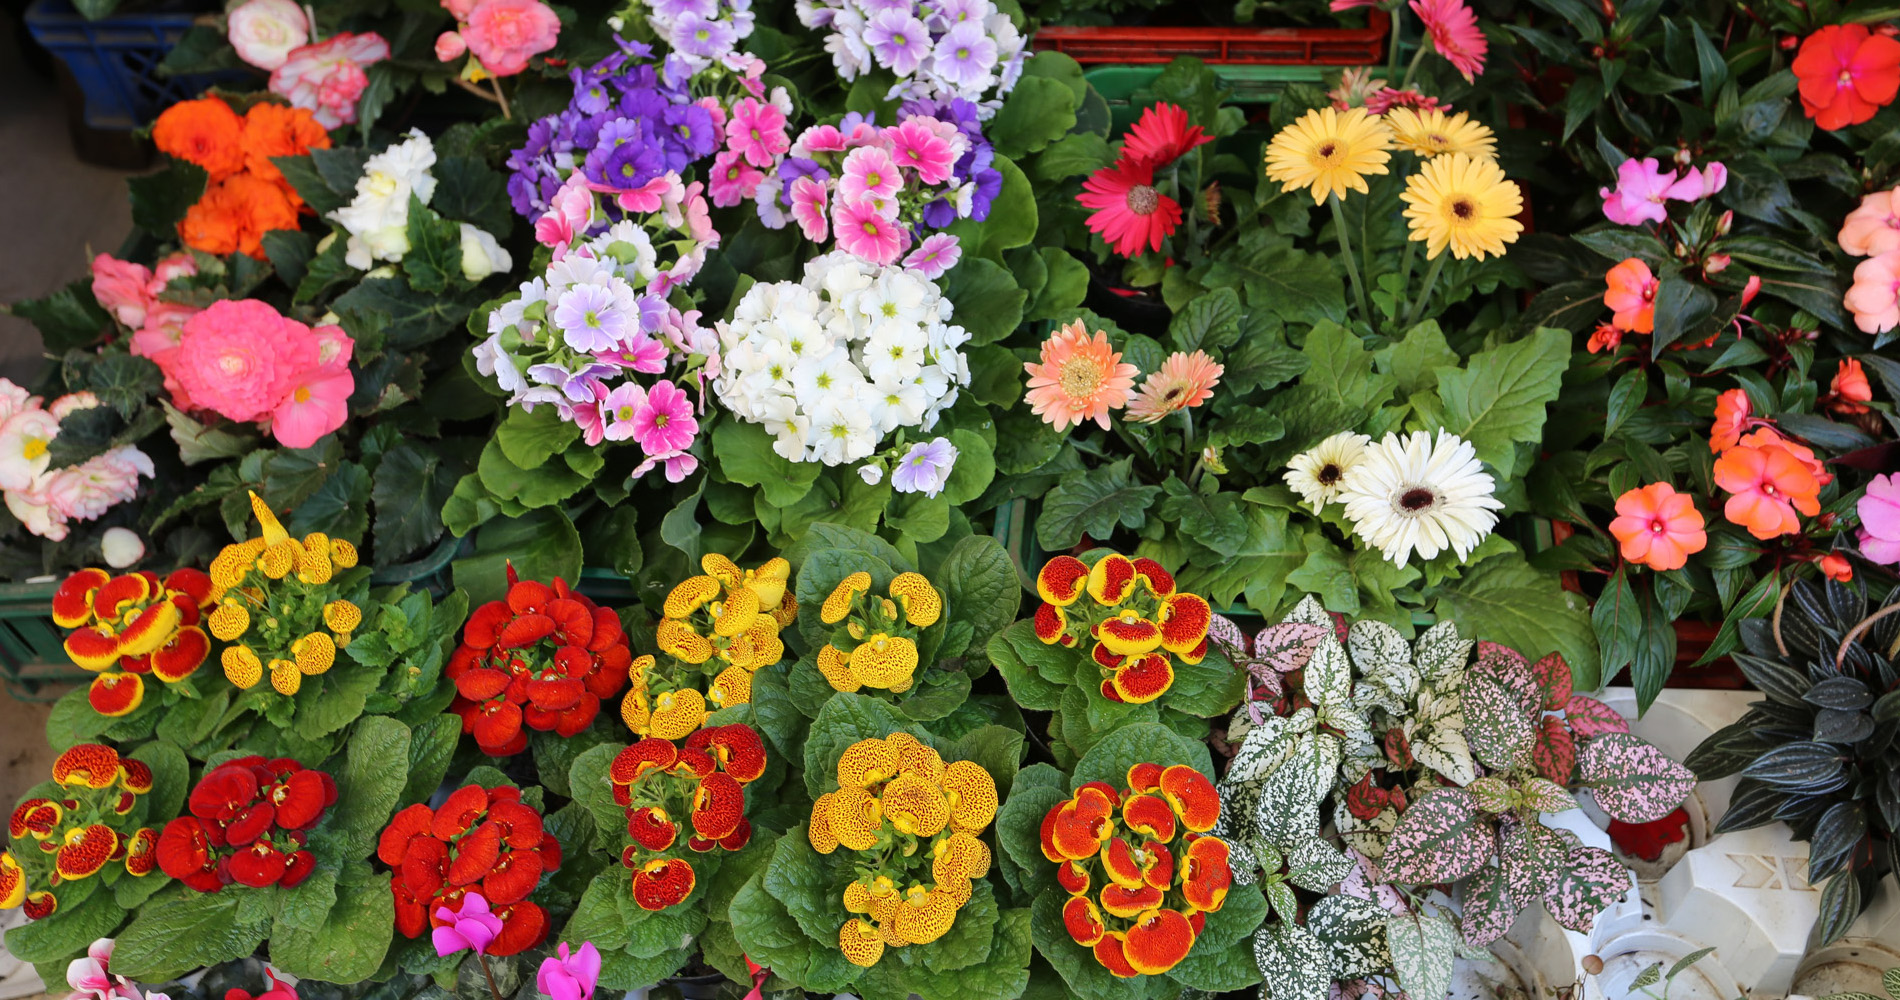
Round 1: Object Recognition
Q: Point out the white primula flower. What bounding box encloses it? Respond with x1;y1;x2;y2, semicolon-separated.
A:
1285;431;1372;512
864;326;928;384
791;347;864;407
865;378;928;435
808;394;877;466
1337;430;1504;565
858;463;884;486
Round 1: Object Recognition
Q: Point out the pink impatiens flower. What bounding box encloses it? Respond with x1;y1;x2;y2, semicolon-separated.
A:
708;149;765;208
790;176;829;242
1839;185;1900;257
1846;250;1900;333
888;117;959;185
838;145;902;207
632;380;697;455
726;97;790;168
1665;162;1727;202
270;32;390;128
462;0;560;76
1411;0;1487;83
1599;157;1676;226
832;198;908;266
1860;472;1900;564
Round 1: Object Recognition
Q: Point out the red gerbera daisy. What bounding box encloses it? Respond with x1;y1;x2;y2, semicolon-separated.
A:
1120;103;1212;169
1079;159;1184;259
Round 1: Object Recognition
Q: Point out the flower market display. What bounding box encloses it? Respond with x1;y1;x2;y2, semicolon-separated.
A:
11;0;1900;994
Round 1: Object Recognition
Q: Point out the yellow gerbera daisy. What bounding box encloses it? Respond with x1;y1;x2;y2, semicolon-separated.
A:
1383;107;1496;160
1264;107;1392;205
1399;153;1524;261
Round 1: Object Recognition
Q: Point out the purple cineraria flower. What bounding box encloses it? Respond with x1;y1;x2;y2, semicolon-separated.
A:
865;9;932;76
554;283;638;352
931;21;997;89
673;12;737;58
891;437;958;497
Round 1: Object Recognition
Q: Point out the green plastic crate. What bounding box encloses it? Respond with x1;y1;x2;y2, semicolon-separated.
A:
0;580;85;702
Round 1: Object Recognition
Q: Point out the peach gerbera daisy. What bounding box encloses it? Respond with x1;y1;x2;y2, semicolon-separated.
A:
1023;320;1140;432
1127;351;1223;423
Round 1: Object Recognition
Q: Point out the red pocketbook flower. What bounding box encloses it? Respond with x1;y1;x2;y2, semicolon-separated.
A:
55;566;216;718
2;744;157;921
377;784;560;956
159;756;336;892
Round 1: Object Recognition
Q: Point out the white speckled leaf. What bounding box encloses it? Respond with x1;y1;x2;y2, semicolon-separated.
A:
1256;922;1333;1000
1388;911;1457;1000
1308;895;1392;977
1266;878;1298;921
1288;838;1355;892
1306;628;1355;719
1350;619;1420;715
1226;712;1306;783
1408;688;1475;786
1413;620;1473;688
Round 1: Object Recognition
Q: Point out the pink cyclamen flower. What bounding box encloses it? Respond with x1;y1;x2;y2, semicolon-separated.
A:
1665;162;1727;202
432;893;504;957
270;32;390;128
226;0;309;71
174;300;312;424
708;149;765;208
1600;157;1676;226
537;943;601;1000
832;198;908;266
790;176;830;242
435;30;467;61
65;938;117;1000
838;145;903;208
902;233;961;279
633;380;697;455
90;255;154;329
271;324;355;449
889;117;959;185
726;97;790;168
1846;250;1900;334
1410;0;1486;83
1839;185;1900;257
463;0;560;76
1860;473;1900;564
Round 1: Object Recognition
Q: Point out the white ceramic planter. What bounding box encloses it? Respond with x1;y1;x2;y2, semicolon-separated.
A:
0;908;46;1000
1585;688;1755;882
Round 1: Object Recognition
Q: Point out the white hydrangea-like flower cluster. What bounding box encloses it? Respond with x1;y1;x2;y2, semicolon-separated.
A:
714;252;972;466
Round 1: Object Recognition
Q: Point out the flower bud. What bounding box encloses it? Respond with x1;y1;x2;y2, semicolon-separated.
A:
101;527;144;569
1674;148;1693;167
435;30;466;62
1703;253;1730;275
458;224;512;282
1819;512;1839;529
1716;210;1733;236
1741;274;1761;307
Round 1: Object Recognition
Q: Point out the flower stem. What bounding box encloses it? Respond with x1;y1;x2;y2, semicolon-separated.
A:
477;953;503;1000
1401;33;1431;90
1386;4;1403;78
489;77;512;121
1329;195;1373;328
1180;407;1195;478
1403;251;1448;331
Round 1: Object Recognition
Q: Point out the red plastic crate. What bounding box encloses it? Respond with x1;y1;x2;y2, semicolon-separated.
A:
1031;9;1389;66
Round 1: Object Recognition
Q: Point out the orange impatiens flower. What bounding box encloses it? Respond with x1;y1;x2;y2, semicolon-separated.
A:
1792;24;1900;131
153;98;248;182
1829;358;1874;415
1127;351;1223;424
1713;440;1822;540
1023;320;1140;432
1608;483;1708;572
1604;258;1657;334
1710;388;1752;453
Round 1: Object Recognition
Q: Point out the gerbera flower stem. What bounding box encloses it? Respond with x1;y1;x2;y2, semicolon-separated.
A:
1402;35;1431;90
1329;195;1374;327
1403;251;1448;331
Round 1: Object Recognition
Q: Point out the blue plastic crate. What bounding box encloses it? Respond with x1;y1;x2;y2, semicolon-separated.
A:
25;0;233;130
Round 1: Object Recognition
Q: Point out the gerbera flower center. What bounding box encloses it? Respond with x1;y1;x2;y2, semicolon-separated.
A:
1316;141;1340;161
1126;185;1160;216
1317;463;1342;485
1399;487;1438;512
1450;197;1476;220
1059;357;1106;398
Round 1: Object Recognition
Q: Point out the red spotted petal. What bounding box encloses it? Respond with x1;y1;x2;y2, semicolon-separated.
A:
1124;907;1197;975
1127;762;1164;793
1111;654;1174;704
164;568;215;608
1077;782;1122;809
628;807;678;851
717;818;752;851
1064;896;1107;946
10;799;61;839
1143;841;1174;890
1036;555;1089;606
23;891;58;920
116;601;181;657
674;747;716;779
54;744;121;789
631;858;696;911
1057;859;1091;895
1087;554;1136;605
1122;793;1177;841
1098;882;1164;918
611;738;679;784
93;573;151;619
1039;802;1065;863
64;626;122;671
87;673;144;717
1094;932;1139;978
488;901;550;956
1160;593;1211;655
691;772;747;841
53;568;109;627
56;824;119;880
1092;642;1124;670
1182;836;1232;912
150;626;209;682
1161;766;1220;833
1097;615;1163;656
1102;837;1146;889
1131;557;1174;597
379;804;435;865
708;724;768;782
448;822;503;886
1052;797;1114;861
463;601;514;649
1033;602;1069;645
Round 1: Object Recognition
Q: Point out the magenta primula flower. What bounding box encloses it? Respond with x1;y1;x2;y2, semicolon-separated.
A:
1599;157;1676;226
902;233;961;279
888;117;959;185
791;176;830;242
833;198;908;266
726;97;790;168
632;380;697;455
838;145;903;205
709;149;765;208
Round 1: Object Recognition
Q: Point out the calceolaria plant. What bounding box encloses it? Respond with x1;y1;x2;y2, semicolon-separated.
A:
1;745;172;923
812;569;944;696
154;756;338;892
207;492;364;701
990;551;1236;765
639;553;794;725
54;566;216;718
611;725;767;909
1687;578;1900;947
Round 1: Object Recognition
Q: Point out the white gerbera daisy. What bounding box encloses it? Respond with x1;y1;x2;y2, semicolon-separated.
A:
1338;430;1503;565
1285;431;1372;512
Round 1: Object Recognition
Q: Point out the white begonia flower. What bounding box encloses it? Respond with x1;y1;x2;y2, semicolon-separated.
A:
458;224;513;282
330;130;438;270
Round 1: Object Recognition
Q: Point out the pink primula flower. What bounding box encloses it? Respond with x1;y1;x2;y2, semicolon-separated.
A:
537;175;596;252
632;380;697;455
902;233;961;279
833;197;908;266
889;117;959;185
270;32;391;128
790;176;829;242
462;0;560;77
708;149;765;208
725;97;790;168
838;145;902;207
1846;250;1900;334
1600;157;1676;226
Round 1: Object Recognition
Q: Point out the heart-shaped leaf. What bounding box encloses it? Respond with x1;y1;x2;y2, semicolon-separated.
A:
1578;732;1697;823
1381;789;1495;885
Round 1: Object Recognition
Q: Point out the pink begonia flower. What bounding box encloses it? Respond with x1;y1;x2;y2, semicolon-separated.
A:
152;252;197;288
271;32;391;129
1665;162;1727;202
173;299;313;424
632;380;696;455
227;0;310;72
833;198;907;265
903;233;961;279
433;893;504;957
537;175;596;252
463;0;560;77
435;31;468;61
49;392;100;420
46;446;153;524
0;381;30;425
889;117;959;185
708;149;764;208
1846;250;1900;333
0;407;60;491
441;0;478;20
1840;185;1900;257
838;145;902;208
90;255;154;329
130;302;202;411
790;176;829;242
1599;157;1676;226
271;324;355;449
725;97;790;168
6;480;61;540
1861;473;1900;564
632;448;697;483
537;942;601;1000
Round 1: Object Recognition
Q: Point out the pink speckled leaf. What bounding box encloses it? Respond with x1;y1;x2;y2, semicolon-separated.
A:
1249;621;1331;678
1208;613;1249;660
1501;820;1569;906
1381;788;1495;886
1465;656;1541;771
1564;695;1630;738
1578;732;1697;824
1531;652;1572;711
1457;864;1517;947
1475;641;1528;671
1533;716;1577;784
1541;844;1632;933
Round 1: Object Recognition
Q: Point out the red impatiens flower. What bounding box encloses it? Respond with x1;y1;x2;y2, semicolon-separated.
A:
159;756;335;892
1793;24;1900;130
608;724;768;912
446;568;632;756
377;784;559;956
1119;103;1212;169
1079;159;1185;259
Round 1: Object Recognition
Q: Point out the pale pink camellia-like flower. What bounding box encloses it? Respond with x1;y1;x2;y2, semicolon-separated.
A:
1846;250;1900;333
272;324;355;449
832;197;907;266
1411;0;1487;83
271;32;391;129
174;299;313;424
1600;157;1675;226
130;302;203;411
226;0;310;72
1839;185;1900;257
435;30;468;62
46;446;154;525
790;175;829;242
1859;472;1900;564
90;254;154;328
65;937;120;1000
463;0;560;76
0;407;59;492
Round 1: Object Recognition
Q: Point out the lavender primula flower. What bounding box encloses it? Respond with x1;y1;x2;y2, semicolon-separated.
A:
865;9;931;76
554;283;639;352
891;437;958;497
525;363;616;403
931;20;997;88
673;12;738;58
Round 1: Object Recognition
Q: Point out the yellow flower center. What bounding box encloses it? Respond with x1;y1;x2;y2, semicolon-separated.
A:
1059;357;1105;399
22;438;46;461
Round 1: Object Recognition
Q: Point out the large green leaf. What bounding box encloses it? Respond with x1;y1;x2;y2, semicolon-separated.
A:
326;715;412;859
713;419;821;507
108;890;269;981
1071;722;1214;788
1412;327;1569;480
1036;458;1162;550
451;507;583;605
1435;556;1600;690
269;875;394;983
